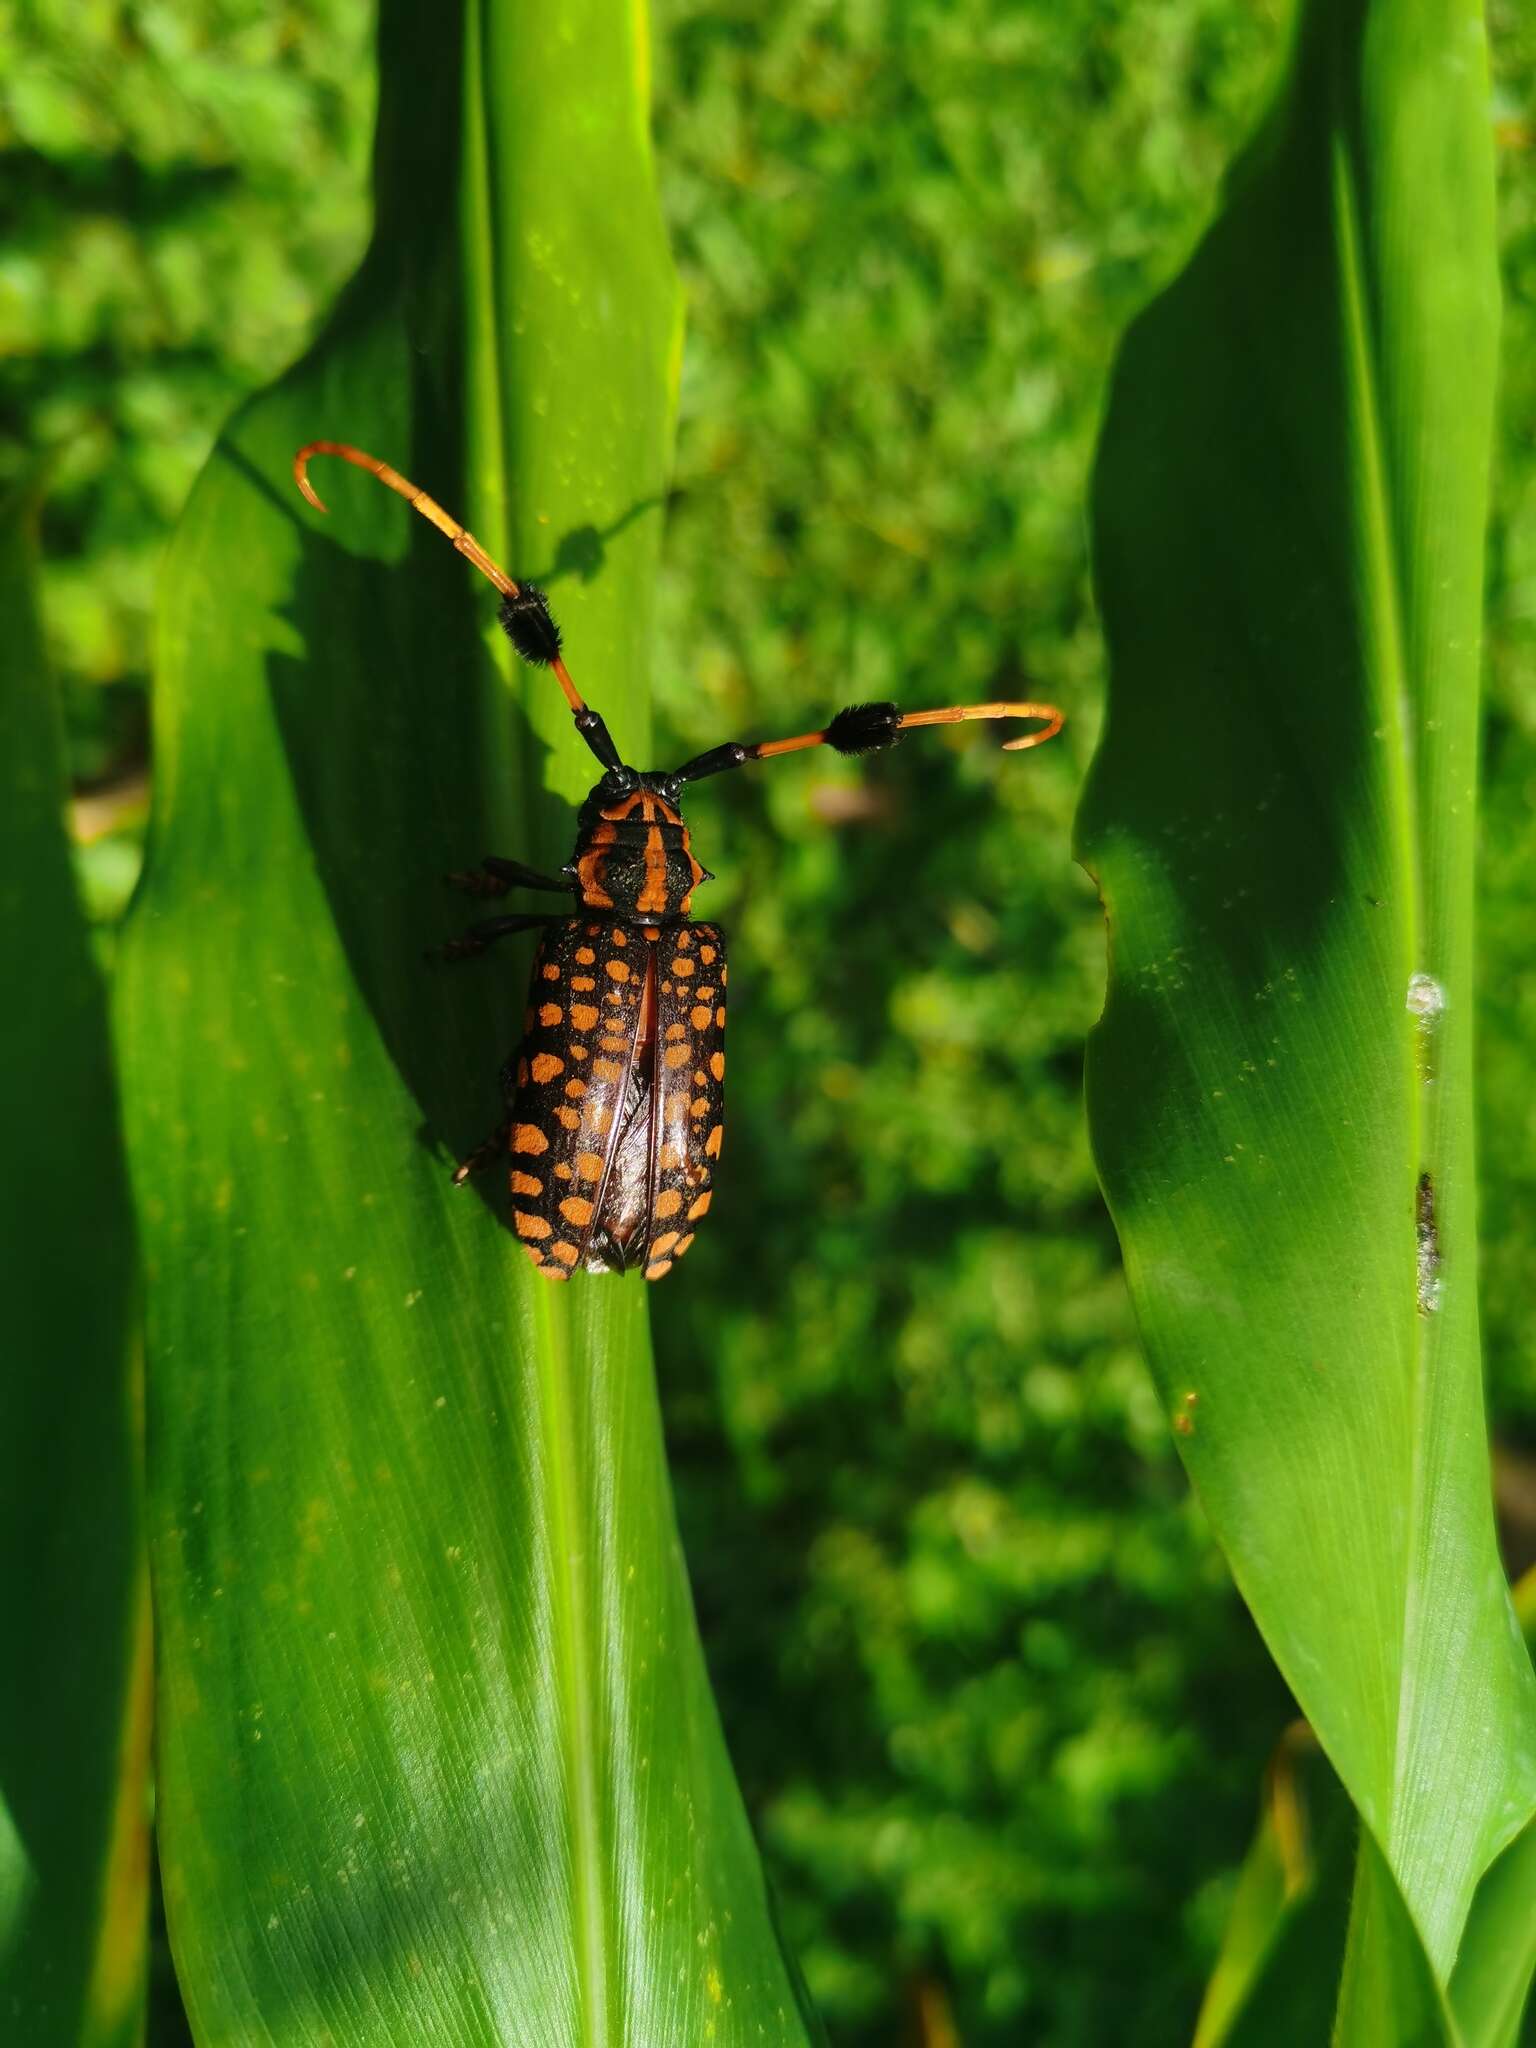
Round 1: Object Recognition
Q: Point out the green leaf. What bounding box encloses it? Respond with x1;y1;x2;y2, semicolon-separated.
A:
1078;0;1536;1988
0;487;147;2044
1449;1817;1536;2048
1193;1727;1355;2048
1192;1728;1355;2048
114;3;814;2040
1334;1833;1459;2047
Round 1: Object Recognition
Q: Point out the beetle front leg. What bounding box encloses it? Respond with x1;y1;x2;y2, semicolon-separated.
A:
444;856;570;899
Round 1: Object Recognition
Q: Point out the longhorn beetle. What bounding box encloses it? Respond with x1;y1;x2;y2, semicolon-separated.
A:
294;441;1063;1281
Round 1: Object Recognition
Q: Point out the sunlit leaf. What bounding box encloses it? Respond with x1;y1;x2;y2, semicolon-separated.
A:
114;1;816;2039
1079;0;1536;1993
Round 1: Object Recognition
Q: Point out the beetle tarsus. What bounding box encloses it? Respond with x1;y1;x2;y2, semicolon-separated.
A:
453;1123;510;1184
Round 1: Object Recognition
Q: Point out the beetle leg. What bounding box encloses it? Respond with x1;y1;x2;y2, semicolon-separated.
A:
451;1121;510;1185
444;857;570;899
431;912;558;963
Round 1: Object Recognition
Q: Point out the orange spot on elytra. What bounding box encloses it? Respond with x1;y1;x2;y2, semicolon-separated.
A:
577;1152;604;1182
715;1007;726;1028
510;1170;542;1197
570;1003;599;1031
560;1196;595;1227
575;947;596;964
538;1003;562;1027
612;928;628;946
514;1211;551;1240
650;1230;680;1259
555;1106;580;1130
606;959;630;982
593;1058;622;1082
530;1053;564;1083
710;1052;725;1081
513;1124;548;1155
549;1241;580;1266
665;1044;691;1069
666;1022;687;1041
654;1189;683;1218
571;976;596;992
672;958;695;978
700;945;716;964
565;1078;588;1099
705;1124;723;1158
688;1191;712;1219
541;962;560;981
690;1005;711;1029
689;1097;709;1119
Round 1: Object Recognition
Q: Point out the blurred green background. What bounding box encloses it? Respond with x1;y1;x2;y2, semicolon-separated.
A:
5;1;1533;2041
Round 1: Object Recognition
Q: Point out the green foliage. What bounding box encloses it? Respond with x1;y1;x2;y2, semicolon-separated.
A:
1479;0;1536;1448
0;490;145;2044
649;3;1293;2037
112;2;813;2040
0;0;373;789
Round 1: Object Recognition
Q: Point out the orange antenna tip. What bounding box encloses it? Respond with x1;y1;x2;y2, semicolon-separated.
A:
896;700;1065;752
293;445;330;514
1000;704;1065;751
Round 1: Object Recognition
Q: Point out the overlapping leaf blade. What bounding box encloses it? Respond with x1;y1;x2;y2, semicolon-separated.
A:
114;2;814;2040
1079;0;1536;1993
0;493;147;2046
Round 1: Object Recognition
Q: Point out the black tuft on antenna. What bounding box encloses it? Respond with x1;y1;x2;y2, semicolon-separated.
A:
824;701;904;756
498;585;563;667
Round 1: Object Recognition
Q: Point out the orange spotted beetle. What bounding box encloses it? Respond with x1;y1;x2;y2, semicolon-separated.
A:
294;442;1063;1281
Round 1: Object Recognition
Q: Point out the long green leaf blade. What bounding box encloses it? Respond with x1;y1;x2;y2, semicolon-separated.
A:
115;2;813;2039
0;492;147;2045
1078;0;1536;1980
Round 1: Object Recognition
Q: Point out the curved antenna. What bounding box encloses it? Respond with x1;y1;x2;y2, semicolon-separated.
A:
893;700;1065;753
751;699;1066;760
292;441;587;713
669;697;1065;790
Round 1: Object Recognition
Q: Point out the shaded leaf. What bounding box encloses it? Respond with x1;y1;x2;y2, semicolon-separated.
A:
0;487;147;2045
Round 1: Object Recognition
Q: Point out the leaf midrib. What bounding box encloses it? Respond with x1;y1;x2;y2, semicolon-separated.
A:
464;4;612;2041
1329;102;1430;1875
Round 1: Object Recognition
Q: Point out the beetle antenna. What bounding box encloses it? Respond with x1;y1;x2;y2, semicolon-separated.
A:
292;441;587;714
811;700;1064;756
670;699;1064;787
